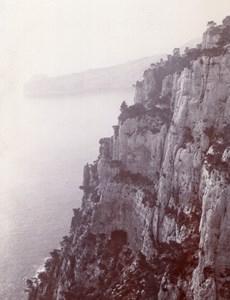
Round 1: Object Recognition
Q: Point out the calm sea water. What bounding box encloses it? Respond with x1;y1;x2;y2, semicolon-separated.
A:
0;88;134;300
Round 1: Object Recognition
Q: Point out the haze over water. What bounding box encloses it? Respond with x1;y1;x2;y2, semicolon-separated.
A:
0;88;134;299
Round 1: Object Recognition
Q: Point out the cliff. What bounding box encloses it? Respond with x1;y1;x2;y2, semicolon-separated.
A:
27;18;230;300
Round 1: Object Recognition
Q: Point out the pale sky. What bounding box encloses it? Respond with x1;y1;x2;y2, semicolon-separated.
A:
0;0;229;84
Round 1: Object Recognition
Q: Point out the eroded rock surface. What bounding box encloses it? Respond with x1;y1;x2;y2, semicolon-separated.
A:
27;19;230;300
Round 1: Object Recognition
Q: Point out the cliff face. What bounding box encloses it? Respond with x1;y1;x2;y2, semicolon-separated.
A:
27;20;230;300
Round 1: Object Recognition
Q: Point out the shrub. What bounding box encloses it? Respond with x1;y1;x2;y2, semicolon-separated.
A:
222;16;230;27
203;125;215;139
203;266;214;280
207;21;216;27
208;25;221;36
112;169;152;186
159;92;172;104
120;101;128;112
181;127;194;148
202;46;224;57
118;103;146;123
165;206;177;217
142;189;157;207
110;160;122;168
49;249;60;261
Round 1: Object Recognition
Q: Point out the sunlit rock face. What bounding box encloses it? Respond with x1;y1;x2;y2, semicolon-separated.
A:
27;19;230;300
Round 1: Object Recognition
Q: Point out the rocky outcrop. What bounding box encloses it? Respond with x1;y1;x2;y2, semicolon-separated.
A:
27;19;230;300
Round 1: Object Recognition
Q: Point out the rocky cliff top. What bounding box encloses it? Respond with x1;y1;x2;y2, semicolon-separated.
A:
27;17;230;300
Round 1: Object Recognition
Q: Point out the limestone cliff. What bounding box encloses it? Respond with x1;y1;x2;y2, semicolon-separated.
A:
27;18;230;300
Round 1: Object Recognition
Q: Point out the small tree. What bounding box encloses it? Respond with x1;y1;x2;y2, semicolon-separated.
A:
222;16;230;26
184;47;190;54
173;48;180;56
207;21;216;27
217;26;230;46
120;100;128;112
25;279;33;291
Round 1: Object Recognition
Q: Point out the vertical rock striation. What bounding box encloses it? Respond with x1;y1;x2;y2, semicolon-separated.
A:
27;19;230;300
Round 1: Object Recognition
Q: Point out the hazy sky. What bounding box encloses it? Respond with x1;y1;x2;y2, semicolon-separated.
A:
1;0;229;83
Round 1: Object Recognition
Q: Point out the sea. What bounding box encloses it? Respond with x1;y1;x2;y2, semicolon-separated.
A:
0;87;134;300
